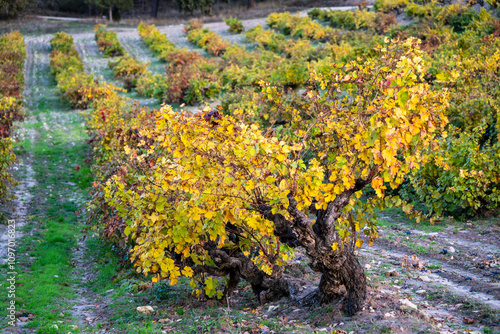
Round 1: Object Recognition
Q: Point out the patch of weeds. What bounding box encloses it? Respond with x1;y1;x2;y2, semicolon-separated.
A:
427;263;442;269
380;326;394;333
405;241;429;254
378;207;446;232
426;290;444;301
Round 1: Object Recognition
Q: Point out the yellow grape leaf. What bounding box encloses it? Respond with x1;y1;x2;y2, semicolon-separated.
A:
205;277;217;298
371;177;383;189
205;211;217;219
182;266;194;277
224;210;235;223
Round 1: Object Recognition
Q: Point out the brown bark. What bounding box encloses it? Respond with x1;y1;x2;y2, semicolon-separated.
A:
109;5;113;22
259;184;370;316
195;242;294;304
192;174;373;315
247;0;256;9
289;194;367;315
312;246;366;315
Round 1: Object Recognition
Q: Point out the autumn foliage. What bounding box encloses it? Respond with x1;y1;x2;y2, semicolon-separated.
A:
88;37;449;315
59;1;500;317
49;32;122;109
94;24;126;57
0;31;25;205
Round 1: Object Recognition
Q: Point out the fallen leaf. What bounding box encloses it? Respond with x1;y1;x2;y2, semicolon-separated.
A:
463;317;474;324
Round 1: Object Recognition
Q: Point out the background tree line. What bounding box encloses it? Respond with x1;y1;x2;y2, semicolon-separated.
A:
1;0;303;20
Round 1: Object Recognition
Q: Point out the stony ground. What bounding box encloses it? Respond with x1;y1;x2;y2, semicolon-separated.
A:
0;6;499;334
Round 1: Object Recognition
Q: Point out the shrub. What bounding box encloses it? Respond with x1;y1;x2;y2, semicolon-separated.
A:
82;5;500;321
410;126;500;219
222;44;259;67
0;138;15;204
436;4;480;33
0;31;26;99
138;22;176;60
59;72;121;109
94;25;156;93
109;55;149;90
50;31;122;109
245;25;287;53
308;7;326;20
109;56;149;78
369;12;398;33
136;73;170;100
91;39;449;317
50;31;76;54
309;8;394;33
269;59;309;89
405;2;436;19
372;0;409;13
49;50;84;78
225;17;244;33
183;19;203;34
94;24;126;57
220;64;263;89
408;43;500;218
329;10;375;30
187;27;230;56
164;49;220;104
268;12;337;41
485;0;500;7
138;23;222;105
0;31;25;205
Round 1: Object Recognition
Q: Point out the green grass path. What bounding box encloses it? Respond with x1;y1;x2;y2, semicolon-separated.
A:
0;35;93;334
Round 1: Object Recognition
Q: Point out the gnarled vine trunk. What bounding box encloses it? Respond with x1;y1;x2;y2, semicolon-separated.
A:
312;246;366;315
193;241;296;305
260;178;371;315
192;180;369;314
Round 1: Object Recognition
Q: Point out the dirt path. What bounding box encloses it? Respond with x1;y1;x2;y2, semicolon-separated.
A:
0;147;35;265
353;213;500;332
0;34;108;333
73;33;113;80
114;30;166;74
